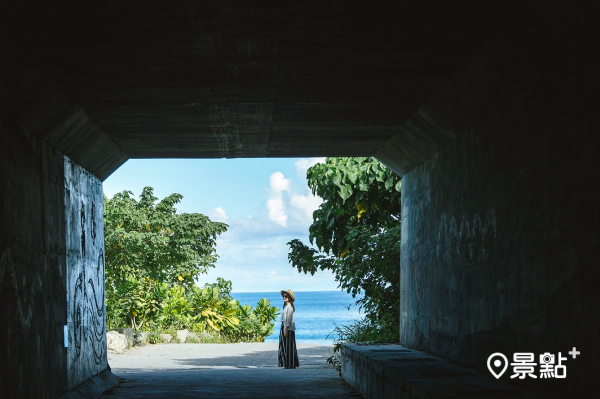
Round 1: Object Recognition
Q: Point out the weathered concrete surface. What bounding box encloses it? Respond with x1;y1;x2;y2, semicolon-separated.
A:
2;2;505;178
341;344;545;399
376;54;499;176
0;116;69;397
65;156;108;388
56;369;118;399
0;117;111;397
377;4;597;177
398;36;599;397
3;70;127;180
102;343;361;398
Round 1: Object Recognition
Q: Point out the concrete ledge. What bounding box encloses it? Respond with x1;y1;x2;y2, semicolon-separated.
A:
341;344;546;399
56;368;118;399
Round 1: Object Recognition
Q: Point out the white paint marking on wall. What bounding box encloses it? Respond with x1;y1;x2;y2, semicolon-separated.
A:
436;208;497;260
64;325;69;348
0;248;43;331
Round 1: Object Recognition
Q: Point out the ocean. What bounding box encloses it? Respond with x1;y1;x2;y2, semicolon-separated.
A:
232;290;363;345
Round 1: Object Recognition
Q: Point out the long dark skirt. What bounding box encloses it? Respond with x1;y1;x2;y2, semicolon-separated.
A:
278;324;299;368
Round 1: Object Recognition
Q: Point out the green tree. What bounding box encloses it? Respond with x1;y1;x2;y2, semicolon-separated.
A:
104;187;228;287
104;187;227;330
287;157;401;338
104;187;279;341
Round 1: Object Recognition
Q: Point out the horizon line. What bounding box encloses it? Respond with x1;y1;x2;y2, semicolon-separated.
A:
231;289;348;294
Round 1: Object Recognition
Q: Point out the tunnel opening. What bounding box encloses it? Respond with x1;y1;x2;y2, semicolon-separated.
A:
100;157;369;343
97;156;393;398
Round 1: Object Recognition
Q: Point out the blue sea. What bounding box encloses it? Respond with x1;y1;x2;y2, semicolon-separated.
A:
232;290;363;345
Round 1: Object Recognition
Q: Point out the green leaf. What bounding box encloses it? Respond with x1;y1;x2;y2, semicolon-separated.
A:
347;170;359;184
332;174;342;188
287;157;401;343
385;176;394;190
339;185;353;202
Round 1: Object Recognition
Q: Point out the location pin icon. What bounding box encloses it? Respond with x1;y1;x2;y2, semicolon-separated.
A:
487;353;508;379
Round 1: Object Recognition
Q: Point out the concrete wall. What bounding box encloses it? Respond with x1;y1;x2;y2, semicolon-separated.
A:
399;53;598;395
1;116;69;397
64;159;107;389
0;115;108;397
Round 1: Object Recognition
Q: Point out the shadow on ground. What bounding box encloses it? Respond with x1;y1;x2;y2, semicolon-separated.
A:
102;344;361;398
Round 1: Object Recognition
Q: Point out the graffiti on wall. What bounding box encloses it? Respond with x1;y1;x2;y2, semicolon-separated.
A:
72;201;105;365
64;157;107;389
402;205;498;307
0;248;43;332
436;208;497;262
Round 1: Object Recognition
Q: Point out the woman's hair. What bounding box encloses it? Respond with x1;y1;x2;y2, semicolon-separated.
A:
283;296;295;312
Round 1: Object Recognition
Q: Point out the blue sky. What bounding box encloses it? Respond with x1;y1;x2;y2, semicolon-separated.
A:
102;157;339;292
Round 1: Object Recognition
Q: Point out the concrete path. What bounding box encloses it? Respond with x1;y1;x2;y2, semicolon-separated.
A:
102;343;362;398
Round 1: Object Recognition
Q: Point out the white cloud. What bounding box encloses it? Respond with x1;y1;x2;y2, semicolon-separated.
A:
290;193;323;222
197;233;340;292
208;206;229;222
215;207;228;220
225;168;324;234
197;160;339;293
266;171;292;226
217;168;322;242
267;197;287;226
266;271;278;280
269;172;290;192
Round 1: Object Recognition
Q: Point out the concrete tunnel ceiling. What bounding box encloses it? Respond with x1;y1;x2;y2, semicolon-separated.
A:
5;1;501;180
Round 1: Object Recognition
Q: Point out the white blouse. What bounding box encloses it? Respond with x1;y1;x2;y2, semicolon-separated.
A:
281;304;296;331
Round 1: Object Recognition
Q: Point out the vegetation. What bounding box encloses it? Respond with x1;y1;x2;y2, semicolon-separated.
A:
104;187;279;343
287;157;401;371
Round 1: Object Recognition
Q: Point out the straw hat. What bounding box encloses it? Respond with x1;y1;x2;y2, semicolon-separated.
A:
280;289;295;302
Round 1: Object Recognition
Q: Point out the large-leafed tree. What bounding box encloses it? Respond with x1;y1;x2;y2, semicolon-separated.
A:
287;157;401;339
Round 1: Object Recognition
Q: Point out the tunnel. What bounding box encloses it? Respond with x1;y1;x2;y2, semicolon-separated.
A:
1;2;597;397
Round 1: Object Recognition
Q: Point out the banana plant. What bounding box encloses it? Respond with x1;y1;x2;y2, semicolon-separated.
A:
190;286;226;332
253;298;279;337
159;284;194;330
217;298;240;332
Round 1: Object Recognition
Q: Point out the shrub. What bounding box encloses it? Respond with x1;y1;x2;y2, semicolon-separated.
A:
327;317;398;376
107;279;279;343
148;331;163;344
185;335;200;344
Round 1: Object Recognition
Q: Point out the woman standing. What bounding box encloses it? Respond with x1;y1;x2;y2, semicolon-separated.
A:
278;289;299;369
